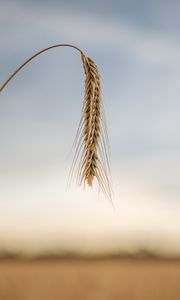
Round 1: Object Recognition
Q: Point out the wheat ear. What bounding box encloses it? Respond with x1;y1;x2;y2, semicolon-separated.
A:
69;54;112;201
0;44;112;201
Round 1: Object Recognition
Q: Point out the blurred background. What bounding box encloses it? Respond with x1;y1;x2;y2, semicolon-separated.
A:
0;0;180;258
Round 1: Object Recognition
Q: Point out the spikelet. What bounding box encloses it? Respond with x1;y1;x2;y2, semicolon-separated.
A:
69;54;112;201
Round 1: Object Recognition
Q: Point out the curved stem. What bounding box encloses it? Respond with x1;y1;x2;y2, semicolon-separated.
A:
0;44;85;93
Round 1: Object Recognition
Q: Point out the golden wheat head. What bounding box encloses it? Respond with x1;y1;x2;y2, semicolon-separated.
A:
0;43;112;201
69;54;112;201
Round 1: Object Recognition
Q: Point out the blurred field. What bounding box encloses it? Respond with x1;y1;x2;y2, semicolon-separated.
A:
0;258;180;300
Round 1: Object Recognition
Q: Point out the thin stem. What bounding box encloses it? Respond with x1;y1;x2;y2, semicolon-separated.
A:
0;44;85;93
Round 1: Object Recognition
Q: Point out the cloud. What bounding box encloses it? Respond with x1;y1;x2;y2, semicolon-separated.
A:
0;175;180;257
1;0;180;67
0;0;180;257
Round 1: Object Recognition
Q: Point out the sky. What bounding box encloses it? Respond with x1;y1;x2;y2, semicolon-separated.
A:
0;0;180;257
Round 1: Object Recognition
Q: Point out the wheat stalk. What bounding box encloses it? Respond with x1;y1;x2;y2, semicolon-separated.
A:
0;44;112;201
